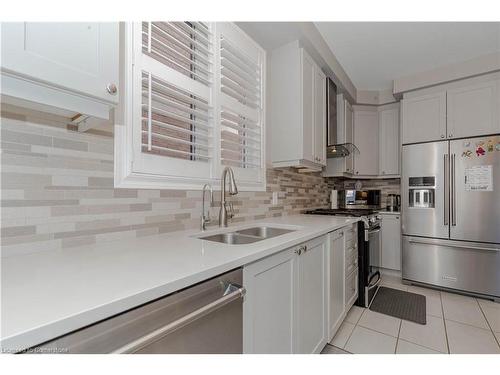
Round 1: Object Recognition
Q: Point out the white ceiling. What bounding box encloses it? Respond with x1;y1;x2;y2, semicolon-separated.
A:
315;22;500;91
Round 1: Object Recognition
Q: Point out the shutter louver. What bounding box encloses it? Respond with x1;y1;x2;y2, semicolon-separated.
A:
142;22;213;86
220;108;261;168
140;22;213;165
219;29;264;172
220;36;261;109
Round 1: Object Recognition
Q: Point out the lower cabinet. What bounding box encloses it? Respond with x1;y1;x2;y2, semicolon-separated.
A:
380;213;401;271
296;236;328;354
328;223;358;342
243;235;327;354
328;229;346;340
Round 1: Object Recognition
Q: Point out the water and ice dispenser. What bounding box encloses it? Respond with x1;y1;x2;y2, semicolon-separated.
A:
408;176;435;208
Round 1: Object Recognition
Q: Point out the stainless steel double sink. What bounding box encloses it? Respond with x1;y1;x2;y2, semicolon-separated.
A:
199;226;296;244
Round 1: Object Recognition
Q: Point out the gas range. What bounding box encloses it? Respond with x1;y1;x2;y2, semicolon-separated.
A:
305;207;382;308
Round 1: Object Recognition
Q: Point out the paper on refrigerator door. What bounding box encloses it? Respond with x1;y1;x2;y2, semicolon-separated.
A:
464;165;493;191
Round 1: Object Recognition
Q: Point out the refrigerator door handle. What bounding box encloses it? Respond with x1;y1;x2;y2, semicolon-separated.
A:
444;154;449;226
451;154;456;226
408;238;500;252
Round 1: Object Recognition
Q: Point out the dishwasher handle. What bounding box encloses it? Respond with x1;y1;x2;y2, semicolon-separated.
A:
112;283;246;354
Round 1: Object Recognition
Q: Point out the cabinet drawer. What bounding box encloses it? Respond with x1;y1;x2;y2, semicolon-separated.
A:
345;269;358;308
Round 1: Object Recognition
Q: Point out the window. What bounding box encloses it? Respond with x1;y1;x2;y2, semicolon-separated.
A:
115;22;265;190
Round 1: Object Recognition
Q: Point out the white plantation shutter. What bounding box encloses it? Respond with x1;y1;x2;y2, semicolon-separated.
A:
217;23;265;184
116;22;266;190
132;22;215;181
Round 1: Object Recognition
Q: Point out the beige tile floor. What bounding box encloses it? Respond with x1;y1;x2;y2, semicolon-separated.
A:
323;275;500;354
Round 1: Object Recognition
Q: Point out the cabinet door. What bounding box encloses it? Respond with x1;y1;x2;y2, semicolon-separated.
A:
243;248;297;354
296;236;328;354
378;105;400;176
301;50;315;163
447;80;500;139
401;91;446;144
328;229;345;341
345;101;355;173
314;66;326;165
353;108;379;176
1;22;119;104
381;214;401;271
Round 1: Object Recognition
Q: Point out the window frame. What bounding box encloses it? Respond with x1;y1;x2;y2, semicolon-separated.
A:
115;22;266;191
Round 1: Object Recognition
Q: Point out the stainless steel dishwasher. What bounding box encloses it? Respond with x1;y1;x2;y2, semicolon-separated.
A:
33;268;245;354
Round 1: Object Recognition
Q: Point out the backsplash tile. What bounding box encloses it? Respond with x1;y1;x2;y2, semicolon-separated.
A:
1;108;329;257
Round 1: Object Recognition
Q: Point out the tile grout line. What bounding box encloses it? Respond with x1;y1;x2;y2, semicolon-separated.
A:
440;291;451;354
343;307;366;350
476;298;500;349
394;319;403;354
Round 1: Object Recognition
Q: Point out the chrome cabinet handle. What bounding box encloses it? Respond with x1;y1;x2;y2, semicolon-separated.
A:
106;83;118;95
295;245;307;255
111;284;245;354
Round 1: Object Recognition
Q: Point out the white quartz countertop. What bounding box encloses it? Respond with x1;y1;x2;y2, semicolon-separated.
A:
377;210;401;215
1;214;358;352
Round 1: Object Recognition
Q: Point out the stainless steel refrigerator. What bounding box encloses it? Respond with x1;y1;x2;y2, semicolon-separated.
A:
402;135;500;301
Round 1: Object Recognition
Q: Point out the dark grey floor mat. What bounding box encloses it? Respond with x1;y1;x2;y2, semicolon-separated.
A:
370;286;426;325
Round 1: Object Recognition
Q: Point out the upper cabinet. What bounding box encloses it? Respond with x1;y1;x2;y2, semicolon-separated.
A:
1;22;119;119
115;22;266;191
401;91;446;144
270;41;326;170
378;103;400;176
402;73;500;145
314;66;327;166
325;100;400;178
353;106;379;176
447;80;499;139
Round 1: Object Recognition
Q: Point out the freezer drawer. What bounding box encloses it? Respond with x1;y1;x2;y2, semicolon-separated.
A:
32;268;244;354
402;236;500;299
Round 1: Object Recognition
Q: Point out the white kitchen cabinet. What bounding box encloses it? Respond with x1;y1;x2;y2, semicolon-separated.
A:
378;103;400;176
243;247;297;354
353;106;379;176
401;73;500;145
296;236;328;354
314;66;327;166
301;51;315;164
328;229;345;341
447;80;499;139
1;22;119;119
243;235;328;354
401;91;447;144
380;213;401;271
270;41;326;170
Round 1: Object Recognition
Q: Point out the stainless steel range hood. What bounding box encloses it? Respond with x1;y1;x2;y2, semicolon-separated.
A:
327;143;359;158
326;78;359;158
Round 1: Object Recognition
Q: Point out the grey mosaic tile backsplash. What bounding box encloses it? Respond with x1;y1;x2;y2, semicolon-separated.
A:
1;108;330;257
1;107;401;257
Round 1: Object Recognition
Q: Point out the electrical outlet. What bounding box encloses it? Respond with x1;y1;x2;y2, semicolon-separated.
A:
272;191;278;205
